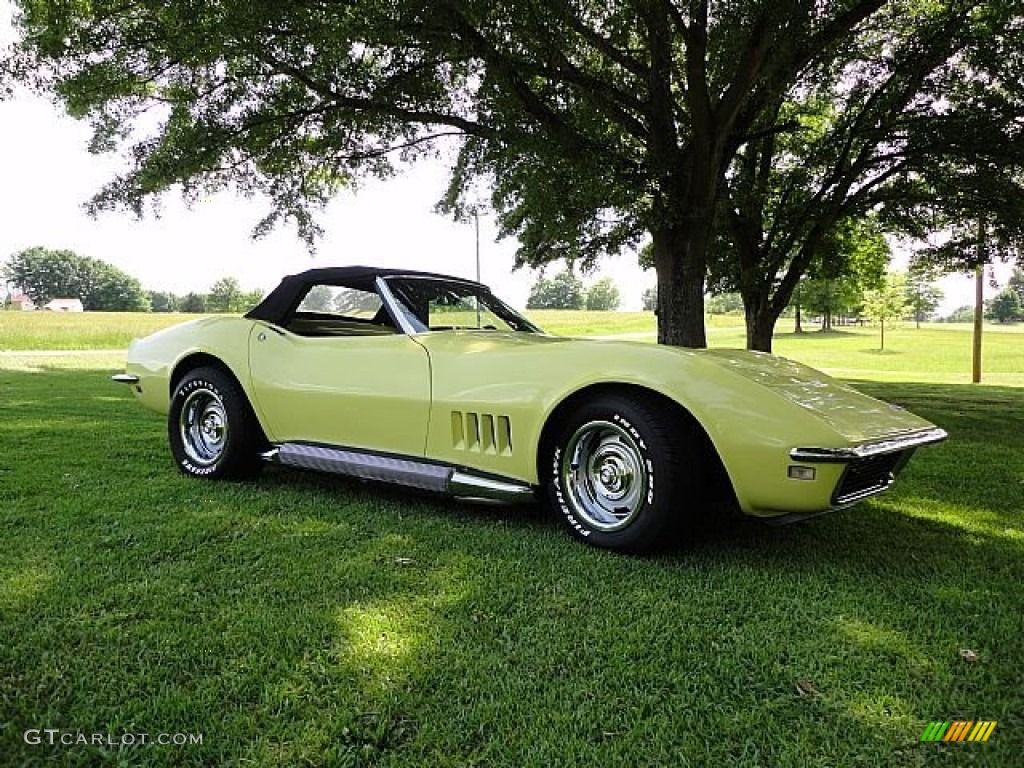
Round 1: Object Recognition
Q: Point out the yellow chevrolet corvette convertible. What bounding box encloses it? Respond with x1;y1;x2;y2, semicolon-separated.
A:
114;267;946;552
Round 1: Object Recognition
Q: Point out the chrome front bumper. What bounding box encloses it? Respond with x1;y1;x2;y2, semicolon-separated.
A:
789;428;948;463
790;428;947;507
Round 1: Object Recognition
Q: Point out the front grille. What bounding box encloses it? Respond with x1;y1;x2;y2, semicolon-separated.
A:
832;451;907;505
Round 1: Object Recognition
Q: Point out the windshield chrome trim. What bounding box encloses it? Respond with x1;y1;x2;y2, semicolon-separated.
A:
789;428;948;463
377;274;543;335
374;275;424;335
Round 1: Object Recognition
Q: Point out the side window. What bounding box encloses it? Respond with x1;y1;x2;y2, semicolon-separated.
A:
428;292;478;328
297;285;382;318
428;292;513;330
288;284;396;336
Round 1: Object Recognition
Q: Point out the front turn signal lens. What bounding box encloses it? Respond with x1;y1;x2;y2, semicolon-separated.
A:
788;465;816;481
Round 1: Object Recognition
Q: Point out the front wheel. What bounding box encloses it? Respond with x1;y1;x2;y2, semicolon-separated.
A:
168;367;264;480
545;394;692;553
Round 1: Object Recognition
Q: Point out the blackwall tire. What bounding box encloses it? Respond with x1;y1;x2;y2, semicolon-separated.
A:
168;367;264;480
545;393;690;553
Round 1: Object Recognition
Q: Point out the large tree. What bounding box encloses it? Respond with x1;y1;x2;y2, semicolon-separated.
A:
710;0;1024;350
3;0;908;348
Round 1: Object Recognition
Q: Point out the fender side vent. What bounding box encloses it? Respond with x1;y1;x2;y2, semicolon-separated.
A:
451;411;513;455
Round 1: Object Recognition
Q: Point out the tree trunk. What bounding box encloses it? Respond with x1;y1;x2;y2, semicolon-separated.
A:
821;280;833;331
741;290;777;352
746;310;776;352
653;224;708;347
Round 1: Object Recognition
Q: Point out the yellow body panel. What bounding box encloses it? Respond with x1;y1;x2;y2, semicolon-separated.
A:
124;319;939;519
247;326;430;456
417;332;867;515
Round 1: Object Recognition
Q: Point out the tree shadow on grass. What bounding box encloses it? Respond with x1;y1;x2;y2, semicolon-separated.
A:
776;329;864;340
2;367;1022;766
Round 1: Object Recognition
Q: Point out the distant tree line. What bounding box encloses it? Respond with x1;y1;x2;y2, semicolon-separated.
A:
3;246;149;311
526;271;621;311
647;260;944;334
2;247;262;312
986;268;1024;323
931;267;1023;324
148;277;264;314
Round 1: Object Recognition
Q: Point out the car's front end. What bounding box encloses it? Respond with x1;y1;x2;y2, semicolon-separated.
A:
688;348;947;520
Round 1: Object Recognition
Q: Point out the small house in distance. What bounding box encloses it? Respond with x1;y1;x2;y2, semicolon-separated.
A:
10;294;36;311
43;298;84;312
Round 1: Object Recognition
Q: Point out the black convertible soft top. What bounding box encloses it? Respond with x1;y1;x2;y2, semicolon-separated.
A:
245;266;482;325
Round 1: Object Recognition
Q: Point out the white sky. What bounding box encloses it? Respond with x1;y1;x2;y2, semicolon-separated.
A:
0;3;1008;314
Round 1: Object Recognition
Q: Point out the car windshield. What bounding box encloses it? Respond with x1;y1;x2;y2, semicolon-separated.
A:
383;276;542;334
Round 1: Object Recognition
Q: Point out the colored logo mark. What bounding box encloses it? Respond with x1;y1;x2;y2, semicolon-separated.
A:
920;721;997;742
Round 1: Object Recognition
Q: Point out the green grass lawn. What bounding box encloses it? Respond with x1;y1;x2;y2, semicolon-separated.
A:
1;337;1022;765
0;312;203;351
733;326;1023;387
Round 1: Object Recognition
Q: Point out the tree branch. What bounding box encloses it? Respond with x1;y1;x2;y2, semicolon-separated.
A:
562;7;649;79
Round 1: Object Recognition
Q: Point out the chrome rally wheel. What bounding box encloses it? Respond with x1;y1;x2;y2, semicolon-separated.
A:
546;393;689;553
179;387;229;467
561;420;649;532
168;367;264;480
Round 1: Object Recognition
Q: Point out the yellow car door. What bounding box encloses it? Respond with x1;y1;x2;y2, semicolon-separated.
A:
246;280;431;456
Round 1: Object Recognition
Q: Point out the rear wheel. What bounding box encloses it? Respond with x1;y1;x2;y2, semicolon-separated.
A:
169;367;264;479
545;394;693;553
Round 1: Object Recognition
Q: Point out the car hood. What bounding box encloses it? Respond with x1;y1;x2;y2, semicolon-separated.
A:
417;332;936;445
698;348;935;443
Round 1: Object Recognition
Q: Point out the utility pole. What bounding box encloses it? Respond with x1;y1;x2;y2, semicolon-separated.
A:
473;209;481;328
474;209;481;284
972;217;985;384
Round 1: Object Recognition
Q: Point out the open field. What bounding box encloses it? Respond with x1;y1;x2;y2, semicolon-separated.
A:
0;311;203;351
732;326;1024;387
0;309;671;350
526;309;745;337
2;308;1021;386
541;314;1024;387
1;352;1022;766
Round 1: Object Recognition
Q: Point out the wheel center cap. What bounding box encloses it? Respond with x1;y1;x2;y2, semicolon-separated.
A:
202;414;221;438
597;458;630;494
